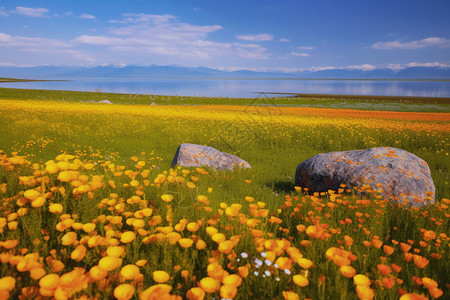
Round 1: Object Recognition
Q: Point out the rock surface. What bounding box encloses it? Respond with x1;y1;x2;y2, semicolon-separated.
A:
295;147;435;206
98;100;112;104
171;143;251;171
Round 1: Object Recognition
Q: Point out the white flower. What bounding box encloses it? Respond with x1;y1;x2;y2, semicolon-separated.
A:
240;252;248;258
265;259;272;266
264;270;271;276
261;252;267;258
284;269;291;275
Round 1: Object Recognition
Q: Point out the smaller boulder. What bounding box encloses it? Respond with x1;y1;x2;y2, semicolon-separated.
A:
98;100;112;104
171;143;250;171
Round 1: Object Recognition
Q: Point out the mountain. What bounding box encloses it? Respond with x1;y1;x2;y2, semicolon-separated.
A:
0;65;449;79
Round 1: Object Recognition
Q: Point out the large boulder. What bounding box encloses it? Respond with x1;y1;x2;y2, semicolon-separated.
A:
171;143;251;171
295;147;435;206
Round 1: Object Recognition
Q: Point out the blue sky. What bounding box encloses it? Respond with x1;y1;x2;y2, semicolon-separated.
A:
0;0;449;72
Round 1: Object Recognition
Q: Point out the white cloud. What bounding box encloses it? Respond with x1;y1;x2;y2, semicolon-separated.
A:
372;37;450;50
298;46;314;50
346;64;376;71
15;6;49;17
279;38;290;42
80;13;96;19
385;62;450;70
0;7;8;16
291;52;309;57
109;13;176;24
72;35;125;46
237;34;273;42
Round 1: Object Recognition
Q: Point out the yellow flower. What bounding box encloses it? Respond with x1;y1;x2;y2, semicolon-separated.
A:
356;286;374;300
399;294;429;300
39;274;60;290
82;223;96;233
222;274;242;287
220;285;237;299
98;256;122;272
61;232;77;246
120;265;141;281
178;238;194;248
153;270;170;283
0;276;15;291
31;196;46;208
200;277;220;293
120;231;136;244
114;283;135;300
186;287;205;300
186;222;200;232
297;258;313;269
89;265;108;281
161;194;174;203
282;291;300;300
211;233;226;243
48;203;63;214
71;245;87;261
24;189;40;200
107;246;125;257
353;274;371;286
293;274;309;287
140;284;173;299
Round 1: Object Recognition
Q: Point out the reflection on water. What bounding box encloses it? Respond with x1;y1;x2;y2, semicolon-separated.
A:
0;78;449;98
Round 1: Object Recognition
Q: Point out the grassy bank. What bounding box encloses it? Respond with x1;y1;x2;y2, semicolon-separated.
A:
0;87;449;112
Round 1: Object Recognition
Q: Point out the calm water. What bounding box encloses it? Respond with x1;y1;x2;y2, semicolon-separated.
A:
1;78;450;98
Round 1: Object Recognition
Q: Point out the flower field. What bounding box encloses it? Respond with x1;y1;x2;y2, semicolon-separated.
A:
0;98;449;299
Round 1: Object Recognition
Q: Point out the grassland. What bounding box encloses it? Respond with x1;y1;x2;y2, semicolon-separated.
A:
0;90;449;299
0;87;449;112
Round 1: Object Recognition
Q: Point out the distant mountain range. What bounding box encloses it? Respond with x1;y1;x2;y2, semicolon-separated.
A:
0;65;449;79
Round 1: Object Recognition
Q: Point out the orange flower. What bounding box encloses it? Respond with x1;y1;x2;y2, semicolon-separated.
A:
282;291;300;300
421;277;438;290
383;245;394;255
238;266;249;278
139;284;173;299
382;278;395;289
114;284;135;300
413;255;429;269
120;265;141;281
340;265;356;278
186;287;205;300
297;258;313;269
377;264;392;276
120;231;136;244
344;235;353;247
399;293;428;300
306;224;325;239
400;243;411;252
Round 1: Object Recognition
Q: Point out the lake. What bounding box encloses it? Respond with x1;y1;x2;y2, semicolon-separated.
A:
1;77;450;98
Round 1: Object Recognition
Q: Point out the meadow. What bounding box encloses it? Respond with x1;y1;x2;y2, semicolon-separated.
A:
0;89;449;299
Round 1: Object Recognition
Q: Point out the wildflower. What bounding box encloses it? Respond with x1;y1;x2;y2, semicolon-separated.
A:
353;274;370;286
377;264;392;276
382;277;395;289
24;189;40;200
186;287;205;300
220;285;237;299
161;194;174;202
223;274;242;287
121;265;141;280
89;265;108;281
107;246;125;257
153;270;170;283
178;238;194;248
306;224;325;239
120;231;136;244
297;258;313;269
98;256;122;271
71;245;87;261
0;276;15;292
282;291;300;300
413;255;429;269
399;294;428;300
340;265;356;278
48;203;63;214
114;284;135;300
140;284;173;299
293;274;309;287
199;277;220;293
356;286;374;300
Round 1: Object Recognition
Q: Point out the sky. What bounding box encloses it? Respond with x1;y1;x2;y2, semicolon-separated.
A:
0;0;449;72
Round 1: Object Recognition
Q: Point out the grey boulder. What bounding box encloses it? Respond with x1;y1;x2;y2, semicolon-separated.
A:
295;147;435;206
171;143;251;171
